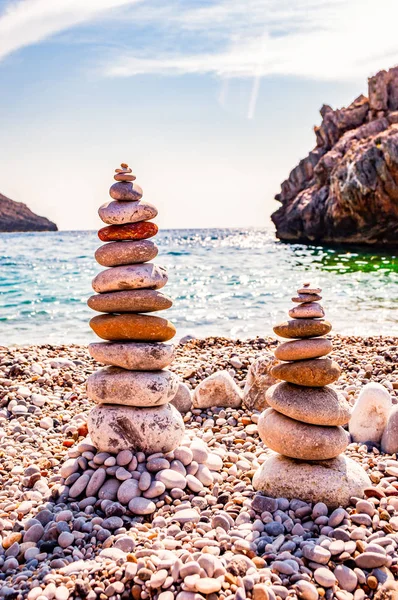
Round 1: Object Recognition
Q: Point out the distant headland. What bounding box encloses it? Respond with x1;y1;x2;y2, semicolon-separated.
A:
0;192;57;232
273;67;398;247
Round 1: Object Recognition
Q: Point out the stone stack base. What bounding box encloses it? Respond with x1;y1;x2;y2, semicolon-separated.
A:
253;453;371;508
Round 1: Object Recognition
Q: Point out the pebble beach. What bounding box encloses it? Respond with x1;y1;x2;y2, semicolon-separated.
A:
1;335;398;600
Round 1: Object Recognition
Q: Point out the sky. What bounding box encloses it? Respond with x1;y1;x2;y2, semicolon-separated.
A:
0;0;398;230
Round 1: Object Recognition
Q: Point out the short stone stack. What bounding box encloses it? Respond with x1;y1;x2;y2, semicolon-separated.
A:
87;163;184;455
253;283;371;507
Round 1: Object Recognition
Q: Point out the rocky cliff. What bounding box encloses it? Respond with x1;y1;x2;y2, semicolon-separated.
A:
272;67;398;247
0;193;57;232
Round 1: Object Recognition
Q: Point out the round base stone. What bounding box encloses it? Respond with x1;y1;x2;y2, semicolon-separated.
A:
88;403;185;453
253;453;371;508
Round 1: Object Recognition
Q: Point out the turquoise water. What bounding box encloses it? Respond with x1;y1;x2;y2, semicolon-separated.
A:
0;229;397;345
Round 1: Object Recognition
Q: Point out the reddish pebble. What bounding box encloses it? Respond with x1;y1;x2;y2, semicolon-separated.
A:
63;440;74;447
98;222;158;242
78;423;88;437
364;487;385;498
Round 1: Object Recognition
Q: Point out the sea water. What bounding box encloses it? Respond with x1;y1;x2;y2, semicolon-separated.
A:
0;229;397;345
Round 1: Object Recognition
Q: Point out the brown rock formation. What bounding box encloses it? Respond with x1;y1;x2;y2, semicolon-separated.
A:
272;67;398;246
0;193;57;232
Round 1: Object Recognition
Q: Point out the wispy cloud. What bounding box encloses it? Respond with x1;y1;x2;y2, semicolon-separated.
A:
0;0;142;61
1;0;398;96
103;0;398;82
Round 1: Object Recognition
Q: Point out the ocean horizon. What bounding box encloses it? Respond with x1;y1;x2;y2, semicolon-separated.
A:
1;228;397;346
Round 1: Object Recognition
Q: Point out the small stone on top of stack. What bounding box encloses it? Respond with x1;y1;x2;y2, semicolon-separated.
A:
87;164;184;455
253;282;371;507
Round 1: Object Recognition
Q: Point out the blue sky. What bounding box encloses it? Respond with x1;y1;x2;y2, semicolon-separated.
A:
0;0;397;230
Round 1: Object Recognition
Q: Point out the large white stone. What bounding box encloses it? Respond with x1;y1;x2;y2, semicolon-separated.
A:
193;371;242;409
87;367;179;407
88;342;175;371
349;382;391;444
92;263;168;294
98;200;157;225
88;403;185;453
253;453;371;508
171;382;192;413
381;406;398;454
243;353;279;411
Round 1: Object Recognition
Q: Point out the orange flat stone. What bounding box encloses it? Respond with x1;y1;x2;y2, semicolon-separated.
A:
90;313;176;342
98;222;158;242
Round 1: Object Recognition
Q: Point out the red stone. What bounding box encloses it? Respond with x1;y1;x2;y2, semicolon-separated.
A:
98;222;158;242
364;487;385;499
78;423;88;437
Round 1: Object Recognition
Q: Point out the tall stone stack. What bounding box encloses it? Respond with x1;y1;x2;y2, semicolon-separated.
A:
253;283;371;507
86;163;184;454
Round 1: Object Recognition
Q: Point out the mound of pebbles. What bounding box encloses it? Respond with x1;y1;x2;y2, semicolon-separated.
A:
57;434;222;516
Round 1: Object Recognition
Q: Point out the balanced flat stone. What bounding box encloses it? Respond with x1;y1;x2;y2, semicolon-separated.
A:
274;319;332;339
88;403;184;454
258;409;348;460
87;367;179;407
253;453;371;508
115;165;133;173
109;182;143;201
88;341;175;370
292;293;322;303
95;240;158;267
98;222;157;242
271;358;341;386
114;173;136;182
297;286;321;294
92;264;168;293
274;338;332;361
90;314;176;342
288;302;325;319
99;200;158;225
87;289;173;313
265;382;351;426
